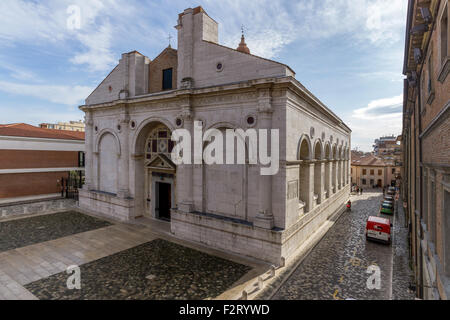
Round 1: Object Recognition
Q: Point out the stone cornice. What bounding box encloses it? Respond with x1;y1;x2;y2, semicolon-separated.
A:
78;76;350;135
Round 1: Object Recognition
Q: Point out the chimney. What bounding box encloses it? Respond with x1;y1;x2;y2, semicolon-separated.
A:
120;51;150;98
175;6;218;87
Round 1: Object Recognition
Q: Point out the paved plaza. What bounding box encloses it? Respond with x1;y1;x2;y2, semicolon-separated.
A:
0;211;259;300
0;191;415;300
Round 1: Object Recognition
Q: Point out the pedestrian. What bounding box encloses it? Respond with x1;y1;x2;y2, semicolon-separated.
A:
360;188;363;195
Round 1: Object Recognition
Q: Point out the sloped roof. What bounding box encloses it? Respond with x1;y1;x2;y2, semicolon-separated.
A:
352;154;387;167
0;123;85;141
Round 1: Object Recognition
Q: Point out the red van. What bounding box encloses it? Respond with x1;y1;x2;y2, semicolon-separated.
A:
365;216;392;244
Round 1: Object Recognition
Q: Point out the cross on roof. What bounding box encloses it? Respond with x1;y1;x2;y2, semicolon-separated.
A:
168;34;173;47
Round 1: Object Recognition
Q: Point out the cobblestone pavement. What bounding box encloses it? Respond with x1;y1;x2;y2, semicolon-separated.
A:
25;239;252;300
0;211;258;300
392;203;416;300
0;211;112;252
272;190;415;300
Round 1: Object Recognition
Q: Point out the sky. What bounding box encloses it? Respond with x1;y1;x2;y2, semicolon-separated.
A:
0;0;408;152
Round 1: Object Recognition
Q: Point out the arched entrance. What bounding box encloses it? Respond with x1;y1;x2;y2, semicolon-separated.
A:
144;124;176;221
133;120;176;221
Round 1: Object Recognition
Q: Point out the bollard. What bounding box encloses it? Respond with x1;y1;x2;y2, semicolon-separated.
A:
270;265;276;278
257;276;264;290
279;257;286;268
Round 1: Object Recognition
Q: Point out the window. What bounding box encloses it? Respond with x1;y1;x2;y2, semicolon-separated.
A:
370;179;374;186
378;170;382;176
145;124;174;161
362;179;367;185
363;169;367;175
162;68;173;90
430;180;436;245
427;53;433;95
444;188;450;276
370;169;374;175
423;173;428;225
441;4;448;64
392;168;395;174
78;152;85;167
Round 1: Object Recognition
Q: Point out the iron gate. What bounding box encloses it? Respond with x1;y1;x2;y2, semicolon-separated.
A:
61;170;84;200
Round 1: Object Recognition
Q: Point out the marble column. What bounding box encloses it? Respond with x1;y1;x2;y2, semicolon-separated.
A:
333;160;338;193
83;111;94;191
326;160;332;199
254;88;274;229
117;108;130;199
314;160;325;204
178;106;195;213
300;162;314;212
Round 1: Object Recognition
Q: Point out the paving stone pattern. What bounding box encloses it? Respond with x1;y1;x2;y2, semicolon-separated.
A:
272;190;415;300
25;239;252;300
0;211;112;252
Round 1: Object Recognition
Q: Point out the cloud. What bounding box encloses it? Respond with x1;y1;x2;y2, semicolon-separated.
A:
0;0;119;73
294;0;407;45
70;22;116;72
353;94;403;120
199;0;407;61
0;63;37;81
0;81;93;106
347;94;403;152
0;104;84;126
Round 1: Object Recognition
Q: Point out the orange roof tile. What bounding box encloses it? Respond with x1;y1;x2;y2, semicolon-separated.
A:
0;123;85;141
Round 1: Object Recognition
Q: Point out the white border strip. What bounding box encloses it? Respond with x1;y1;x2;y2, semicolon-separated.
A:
0;135;85;151
0;167;85;174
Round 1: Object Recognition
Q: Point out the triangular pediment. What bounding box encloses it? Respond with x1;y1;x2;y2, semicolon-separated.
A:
145;153;176;170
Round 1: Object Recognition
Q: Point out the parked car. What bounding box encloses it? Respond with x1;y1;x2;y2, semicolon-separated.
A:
380;202;394;215
384;195;394;202
366;216;392;244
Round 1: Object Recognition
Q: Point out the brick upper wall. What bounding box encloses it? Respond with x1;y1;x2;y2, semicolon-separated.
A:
0;150;79;169
0;172;68;198
149;47;178;93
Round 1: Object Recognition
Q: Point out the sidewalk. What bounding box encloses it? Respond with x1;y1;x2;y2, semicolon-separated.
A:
391;202;415;300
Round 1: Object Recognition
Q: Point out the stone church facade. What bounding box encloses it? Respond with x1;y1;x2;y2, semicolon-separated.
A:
79;6;351;264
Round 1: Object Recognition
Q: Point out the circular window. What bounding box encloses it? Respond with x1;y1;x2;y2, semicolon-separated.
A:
94;126;98;133
117;124;121;131
245;115;257;127
175;118;183;128
216;62;224;72
130;121;136;129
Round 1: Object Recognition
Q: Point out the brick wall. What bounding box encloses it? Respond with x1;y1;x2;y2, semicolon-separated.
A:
149;47;178;93
0;150;79;169
422;111;450;165
0;172;68;198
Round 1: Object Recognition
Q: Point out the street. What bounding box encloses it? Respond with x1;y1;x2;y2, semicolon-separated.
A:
272;189;415;300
